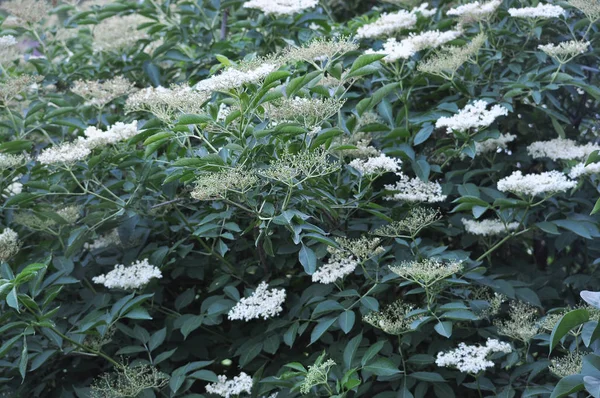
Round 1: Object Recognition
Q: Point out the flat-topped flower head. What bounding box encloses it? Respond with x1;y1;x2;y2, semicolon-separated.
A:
91;364;169;398
474;133;516;155
508;3;566;18
495;301;539;342
266;97;345;130
0;228;20;262
228;282;286;321
367;30;461;62
1;0;51;25
373;207;441;237
568;0;600;21
550;352;583;378
283;37;358;64
436;100;508;134
418;33;486;79
191;167;258;201
436;338;511;374
497;170;576;196
71;76;136;108
355;4;436;39
363;300;417;334
389;258;463;286
0;153;28;169
259;148;340;185
447;0;502;23
462;218;519;236
569;161;600;178
538;40;590;63
126;86;209;122
243;0;318;16
92;259;162;290
527;138;599;161
93;14;152;52
384;173;447;203
85;229;121;251
0;35;17;48
195;62;278;93
349;153;402;175
37;140;92;165
206;372;253;398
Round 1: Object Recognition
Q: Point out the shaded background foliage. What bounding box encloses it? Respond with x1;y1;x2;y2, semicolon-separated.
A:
1;0;600;397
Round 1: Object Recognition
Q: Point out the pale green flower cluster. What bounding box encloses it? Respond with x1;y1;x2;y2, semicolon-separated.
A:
389;258;462;287
71;76;136;109
259;149;340;186
418;33;486;80
300;354;336;395
191;167;258;201
363;300;417;335
373;207;441;238
267;97;345;130
90;364;169;398
538;40;590;64
0;228;20;263
549;352;583;378
495;301;539;342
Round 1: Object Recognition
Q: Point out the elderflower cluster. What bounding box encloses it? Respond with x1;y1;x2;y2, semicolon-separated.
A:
0;36;20;65
569;161;600;178
495;301;539;342
0;75;43;104
363;300;417;335
0;35;17;48
0;228;20;262
71;76;136;108
349;153;402;175
243;0;318;16
283;37;358;63
436;100;508;134
333;131;380;158
259;149;340;185
508;3;566;18
85;229;121;251
418;33;486;79
474;133;517;155
90;364;169;398
195;63;278;93
1;0;51;25
384;173;447;203
300;355;336;395
527;138;599;161
0;153;28;169
435;339;512;374
125;86;209;122
367;30;462;62
191;167;258;201
355;4;436;39
206;372;253;398
227;282;286;321
447;0;503;23
312;253;359;284
373;207;441;237
390;258;462;287
92;259;162;290
38;121;138;165
462;218;520;236
93;14;151;52
497;170;576;196
267;97;345;130
335;236;385;262
568;0;600;21
550;352;583;378
538;40;590;63
56;205;81;224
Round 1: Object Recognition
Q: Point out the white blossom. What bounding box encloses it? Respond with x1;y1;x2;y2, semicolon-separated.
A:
474;133;516;155
0;228;19;262
92;259;162;290
462;218;520;236
0;153;28;168
497;170;576;196
349;154;402;175
527;138;599;161
195;63;278;93
0;35;17;48
243;0;318;15
367;30;462;62
436;100;508;134
83;121;139;148
539;40;590;63
447;0;502;22
205;372;253;398
37;140;92;165
384;173;447;203
508;3;566;18
4;181;22;196
355;4;437;39
312;255;359;284
227;282;286;321
569;161;600;178
85;229;121;251
436;338;511;373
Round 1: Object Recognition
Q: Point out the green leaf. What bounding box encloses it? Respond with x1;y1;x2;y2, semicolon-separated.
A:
550;309;590;353
0;334;21;358
591;198;600;215
349;53;385;73
414;124;434;145
149;328;167;351
582;321;600;347
584;376;600;398
309;316;337;345
361;340;385;366
582;291;600;309
434;321;452;338
344;333;362;369
19;337;28;380
123;307;152;320
177;114;211;125
441;310;479;321
586;150;600;166
363;358;400;376
550;375;585;398
409;372;446;382
7;286;19;312
143;131;174;145
338;310;355;334
299;244;317;275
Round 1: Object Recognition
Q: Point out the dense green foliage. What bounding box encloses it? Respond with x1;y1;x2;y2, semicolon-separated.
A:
2;0;600;397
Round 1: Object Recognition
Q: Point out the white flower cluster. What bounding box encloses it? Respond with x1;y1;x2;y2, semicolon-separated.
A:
196;63;278;93
384;173;447;203
497;170;576;196
462;218;520;236
436;339;512;374
205;372;253;398
243;0;318;16
436;100;508;134
38;121;138;165
3;179;22;197
126;86;209;121
312;255;359;284
508;3;566;18
355;4;436;39
0;35;17;48
92;259;162;290
474;133;516;155
85;229;121;251
569;161;600;178
367;30;462;62
538;40;590;62
447;0;502;23
227;282;286;321
349;153;402;175
0;228;19;262
0;153;27;168
92;14;151;52
527;138;599;161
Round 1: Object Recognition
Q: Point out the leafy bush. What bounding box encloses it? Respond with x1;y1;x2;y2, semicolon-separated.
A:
2;0;600;397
